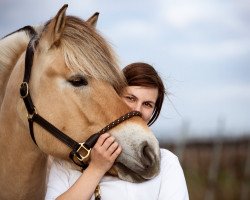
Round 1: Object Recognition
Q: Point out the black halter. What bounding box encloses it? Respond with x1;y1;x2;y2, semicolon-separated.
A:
20;32;141;169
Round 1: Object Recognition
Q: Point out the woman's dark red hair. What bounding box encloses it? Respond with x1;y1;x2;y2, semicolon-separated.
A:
123;62;166;126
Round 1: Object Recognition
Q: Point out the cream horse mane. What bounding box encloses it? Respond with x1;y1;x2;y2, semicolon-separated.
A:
0;28;31;105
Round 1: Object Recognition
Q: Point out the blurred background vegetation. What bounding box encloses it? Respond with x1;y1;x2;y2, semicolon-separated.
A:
160;135;250;200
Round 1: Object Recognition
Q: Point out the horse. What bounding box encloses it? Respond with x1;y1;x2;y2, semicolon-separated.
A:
0;5;160;199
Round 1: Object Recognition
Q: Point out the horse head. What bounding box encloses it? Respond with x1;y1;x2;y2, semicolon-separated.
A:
0;6;160;195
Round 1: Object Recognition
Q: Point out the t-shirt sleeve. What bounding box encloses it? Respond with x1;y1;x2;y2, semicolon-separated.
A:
45;160;71;200
158;149;189;200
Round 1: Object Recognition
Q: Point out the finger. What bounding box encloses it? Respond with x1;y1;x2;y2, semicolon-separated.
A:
102;136;115;150
95;133;110;146
110;146;122;160
107;141;119;155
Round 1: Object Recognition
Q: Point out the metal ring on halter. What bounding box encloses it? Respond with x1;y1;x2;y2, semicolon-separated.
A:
27;107;37;120
74;142;91;162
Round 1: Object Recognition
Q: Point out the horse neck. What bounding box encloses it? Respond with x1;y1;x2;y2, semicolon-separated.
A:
0;106;48;199
0;31;30;106
0;57;48;199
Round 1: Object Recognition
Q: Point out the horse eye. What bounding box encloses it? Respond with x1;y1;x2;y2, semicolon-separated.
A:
68;75;88;87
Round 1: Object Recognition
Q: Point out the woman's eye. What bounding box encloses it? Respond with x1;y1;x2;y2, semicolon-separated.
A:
68;75;88;87
126;96;135;102
144;102;153;108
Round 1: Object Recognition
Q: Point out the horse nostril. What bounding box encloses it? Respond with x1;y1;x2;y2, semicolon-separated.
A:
141;143;154;169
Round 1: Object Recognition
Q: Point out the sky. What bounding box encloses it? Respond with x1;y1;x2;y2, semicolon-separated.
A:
1;0;250;140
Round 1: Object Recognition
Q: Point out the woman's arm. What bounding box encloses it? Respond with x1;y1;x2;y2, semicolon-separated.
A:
55;165;103;200
47;133;121;200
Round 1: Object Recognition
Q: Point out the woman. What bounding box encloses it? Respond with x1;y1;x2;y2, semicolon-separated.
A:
46;62;189;200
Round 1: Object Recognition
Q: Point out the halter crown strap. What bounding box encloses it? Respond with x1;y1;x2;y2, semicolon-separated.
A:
20;34;142;169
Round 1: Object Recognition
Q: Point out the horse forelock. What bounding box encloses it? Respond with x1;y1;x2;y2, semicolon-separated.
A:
57;16;127;92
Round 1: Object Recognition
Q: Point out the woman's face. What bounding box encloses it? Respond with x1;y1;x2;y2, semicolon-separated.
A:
121;86;158;123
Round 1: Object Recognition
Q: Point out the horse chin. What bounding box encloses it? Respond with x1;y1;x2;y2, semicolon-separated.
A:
110;161;160;183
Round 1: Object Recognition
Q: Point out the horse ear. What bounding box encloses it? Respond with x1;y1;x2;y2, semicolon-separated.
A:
86;12;99;27
39;4;68;49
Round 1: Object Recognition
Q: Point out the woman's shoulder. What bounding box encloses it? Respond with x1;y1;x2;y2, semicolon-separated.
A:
159;149;189;199
159;148;182;170
160;148;178;162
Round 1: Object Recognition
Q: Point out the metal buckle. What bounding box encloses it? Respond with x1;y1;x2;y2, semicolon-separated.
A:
75;142;91;162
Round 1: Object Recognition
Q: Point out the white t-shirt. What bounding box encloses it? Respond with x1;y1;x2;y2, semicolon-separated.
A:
45;149;189;200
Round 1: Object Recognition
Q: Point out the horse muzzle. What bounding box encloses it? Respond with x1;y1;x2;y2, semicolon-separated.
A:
111;123;161;183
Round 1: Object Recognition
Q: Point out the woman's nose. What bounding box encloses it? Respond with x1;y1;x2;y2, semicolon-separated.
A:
133;103;142;113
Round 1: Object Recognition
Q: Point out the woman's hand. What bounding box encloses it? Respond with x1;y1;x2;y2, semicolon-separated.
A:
88;133;122;176
55;133;121;200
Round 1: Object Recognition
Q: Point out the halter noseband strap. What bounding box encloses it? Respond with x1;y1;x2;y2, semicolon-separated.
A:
20;34;141;169
69;111;141;168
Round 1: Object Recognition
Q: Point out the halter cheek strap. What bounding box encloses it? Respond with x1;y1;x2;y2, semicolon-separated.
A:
20;32;142;170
